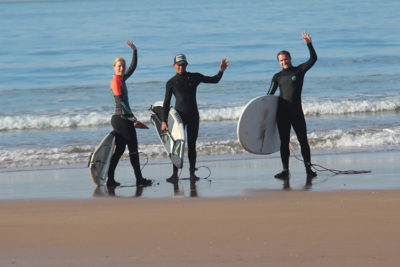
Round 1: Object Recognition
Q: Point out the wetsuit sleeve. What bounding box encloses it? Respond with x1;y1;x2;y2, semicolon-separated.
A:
115;95;133;116
198;71;223;83
162;80;174;122
110;78;122;96
298;43;317;72
267;75;278;95
110;78;133;116
123;49;138;81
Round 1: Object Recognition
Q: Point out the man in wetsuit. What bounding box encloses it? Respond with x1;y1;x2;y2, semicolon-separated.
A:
267;31;317;180
161;54;229;181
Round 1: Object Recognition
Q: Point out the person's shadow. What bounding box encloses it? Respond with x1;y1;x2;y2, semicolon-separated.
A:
304;176;313;190
275;177;291;190
282;177;291;190
167;179;198;197
275;177;314;191
92;185;144;198
190;180;198;197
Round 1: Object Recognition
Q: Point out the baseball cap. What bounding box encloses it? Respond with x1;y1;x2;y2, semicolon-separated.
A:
174;54;188;65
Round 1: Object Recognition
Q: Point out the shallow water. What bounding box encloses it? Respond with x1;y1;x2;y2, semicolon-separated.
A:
1;151;398;200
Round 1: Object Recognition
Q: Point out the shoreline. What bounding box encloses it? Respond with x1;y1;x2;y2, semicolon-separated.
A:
1;147;397;174
0;149;399;200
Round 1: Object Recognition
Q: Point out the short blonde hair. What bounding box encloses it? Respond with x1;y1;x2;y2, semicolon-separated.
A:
113;57;126;67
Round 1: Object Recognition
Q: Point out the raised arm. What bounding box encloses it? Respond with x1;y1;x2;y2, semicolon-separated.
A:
124;40;138;80
299;31;317;71
198;58;229;83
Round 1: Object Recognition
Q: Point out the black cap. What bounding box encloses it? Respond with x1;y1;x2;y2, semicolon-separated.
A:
174;54;188;65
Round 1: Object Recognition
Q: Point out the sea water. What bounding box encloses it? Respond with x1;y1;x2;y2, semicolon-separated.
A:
0;0;399;169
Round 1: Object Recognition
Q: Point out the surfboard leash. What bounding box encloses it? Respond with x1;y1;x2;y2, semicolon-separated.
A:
196;166;212;181
178;166;183;179
139;151;149;171
177;166;212;182
289;144;371;175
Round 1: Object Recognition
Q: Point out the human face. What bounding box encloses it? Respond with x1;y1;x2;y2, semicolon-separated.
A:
174;63;187;74
278;54;292;69
113;61;126;76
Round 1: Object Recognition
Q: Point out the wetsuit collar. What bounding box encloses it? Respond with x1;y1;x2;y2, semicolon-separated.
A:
176;71;188;76
282;65;294;71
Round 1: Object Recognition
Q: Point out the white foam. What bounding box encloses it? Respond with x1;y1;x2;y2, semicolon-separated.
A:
0;111;152;131
199;106;244;121
303;97;400;116
1;97;399;131
1;126;399;169
294;126;400;150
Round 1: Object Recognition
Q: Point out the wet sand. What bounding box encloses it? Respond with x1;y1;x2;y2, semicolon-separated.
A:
0;150;400;266
1;150;399;200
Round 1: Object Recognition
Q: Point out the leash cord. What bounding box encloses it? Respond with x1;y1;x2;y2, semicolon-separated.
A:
139;152;149;171
289;145;371;175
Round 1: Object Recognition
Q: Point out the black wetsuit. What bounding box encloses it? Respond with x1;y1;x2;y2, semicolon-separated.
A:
267;43;317;171
163;71;223;172
108;50;143;180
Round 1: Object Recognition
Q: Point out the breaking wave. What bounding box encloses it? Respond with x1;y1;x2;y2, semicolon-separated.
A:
1;126;399;169
1;97;399;132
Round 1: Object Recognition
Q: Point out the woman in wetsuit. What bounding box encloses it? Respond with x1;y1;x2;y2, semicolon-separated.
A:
107;40;152;187
161;54;229;182
267;31;317;180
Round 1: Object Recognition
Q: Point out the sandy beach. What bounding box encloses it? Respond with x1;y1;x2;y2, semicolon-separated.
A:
1;191;400;266
1;150;400;266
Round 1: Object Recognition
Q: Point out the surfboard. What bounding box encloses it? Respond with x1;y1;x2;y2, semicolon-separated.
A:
237;95;280;154
88;131;116;186
150;101;185;168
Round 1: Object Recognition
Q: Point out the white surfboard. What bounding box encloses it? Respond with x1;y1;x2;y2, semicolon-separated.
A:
88;131;115;186
150;101;185;168
237;95;280;154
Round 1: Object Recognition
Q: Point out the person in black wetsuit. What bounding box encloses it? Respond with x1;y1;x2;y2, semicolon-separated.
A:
107;40;152;187
267;31;317;180
161;54;229;182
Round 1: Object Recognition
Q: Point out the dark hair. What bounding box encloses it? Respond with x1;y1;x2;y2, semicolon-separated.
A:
277;50;291;60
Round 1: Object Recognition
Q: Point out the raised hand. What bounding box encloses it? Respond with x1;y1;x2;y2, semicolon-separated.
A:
219;58;229;72
302;31;312;44
126;40;137;51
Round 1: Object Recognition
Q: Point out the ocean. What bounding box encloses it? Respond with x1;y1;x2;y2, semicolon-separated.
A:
1;0;399;170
